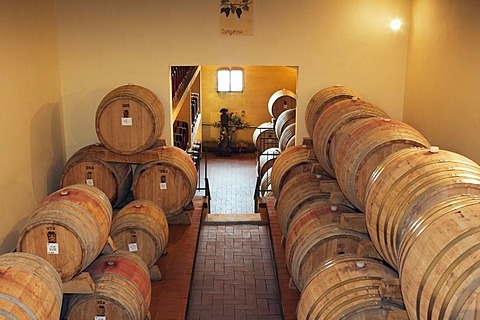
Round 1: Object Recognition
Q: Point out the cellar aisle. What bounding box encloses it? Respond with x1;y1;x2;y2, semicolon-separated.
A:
200;152;258;214
149;153;300;319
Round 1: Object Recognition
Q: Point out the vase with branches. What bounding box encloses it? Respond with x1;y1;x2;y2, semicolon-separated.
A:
213;110;250;156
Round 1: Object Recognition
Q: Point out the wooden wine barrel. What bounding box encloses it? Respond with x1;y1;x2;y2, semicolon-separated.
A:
132;146;198;218
312;98;389;177
276;172;337;236
333;118;430;212
284;202;361;291
252;122;278;154
257;147;281;178
364;148;480;269
275;108;296;139
398;195;480;320
259;167;272;197
305;85;361;137
110;200;169;268
61;144;133;207
66;250;151;320
95;84;165;155
278;123;295;151
17;184;112;281
267;89;296;119
297;255;400;320
0;252;63;319
286;136;295;149
270;145;320;199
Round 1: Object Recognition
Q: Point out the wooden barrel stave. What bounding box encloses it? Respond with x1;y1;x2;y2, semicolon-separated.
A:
61;144;133;207
333;118;430;212
66;250;151;320
285;202;364;291
305;85;362;137
95;84;165;155
0;252;63;320
278;123;295;151
276;172;338;236
297;255;399;320
270;145;319;198
132;146;198;218
285;136;295;149
17;184;112;281
257;147;281;178
268;89;296;119
110;200;169;268
312;98;389;177
365;148;480;269
398;195;480;320
252;122;278;154
275;108;296;139
259;168;272;197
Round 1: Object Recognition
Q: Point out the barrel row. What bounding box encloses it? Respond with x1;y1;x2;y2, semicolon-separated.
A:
61;144;198;219
254;89;297;196
252;89;297;156
17;184;169;280
0;250;151;320
255;142;313;198
271;85;422;319
267;144;389;291
364;148;480;320
304;85;480;319
268;88;297;151
7;184;170;319
269;145;404;318
253;121;296;155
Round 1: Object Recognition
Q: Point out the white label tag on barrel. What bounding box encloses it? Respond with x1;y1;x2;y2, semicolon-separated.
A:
160;182;167;190
95;317;106;320
121;117;133;126
128;243;138;252
47;243;59;254
86;178;94;186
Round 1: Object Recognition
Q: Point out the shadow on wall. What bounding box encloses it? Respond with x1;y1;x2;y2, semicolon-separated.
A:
62;86;113;157
30;102;66;202
0;217;28;251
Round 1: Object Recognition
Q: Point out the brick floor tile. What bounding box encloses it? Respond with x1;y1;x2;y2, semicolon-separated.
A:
151;156;299;320
187;224;283;319
235;309;247;319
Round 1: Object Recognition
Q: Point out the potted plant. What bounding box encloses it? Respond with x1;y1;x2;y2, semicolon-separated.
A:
213;109;250;156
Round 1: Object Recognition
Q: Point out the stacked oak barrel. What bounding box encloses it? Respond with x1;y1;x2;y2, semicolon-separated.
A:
61;84;198;221
273;84;480;319
269;89;297;151
2;84;199;319
255;89;297;197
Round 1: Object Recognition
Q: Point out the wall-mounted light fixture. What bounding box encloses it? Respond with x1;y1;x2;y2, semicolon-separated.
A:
390;18;402;31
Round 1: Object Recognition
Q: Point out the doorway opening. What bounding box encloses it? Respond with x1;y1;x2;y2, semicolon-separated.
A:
171;65;298;214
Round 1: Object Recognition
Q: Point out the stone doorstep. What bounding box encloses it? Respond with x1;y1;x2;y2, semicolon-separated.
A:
202;213;268;225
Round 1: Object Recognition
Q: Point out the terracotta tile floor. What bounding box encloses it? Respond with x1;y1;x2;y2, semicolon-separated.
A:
149;153;300;320
187;224;282;320
149;197;204;320
199;152;258;214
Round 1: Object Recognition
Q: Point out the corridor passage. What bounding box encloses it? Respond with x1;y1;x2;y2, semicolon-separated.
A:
187;225;282;319
149;152;300;320
201;152;257;214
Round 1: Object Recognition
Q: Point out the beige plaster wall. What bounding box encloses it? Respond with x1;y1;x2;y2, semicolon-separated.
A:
54;0;412;157
0;1;64;252
201;65;297;144
404;0;480;163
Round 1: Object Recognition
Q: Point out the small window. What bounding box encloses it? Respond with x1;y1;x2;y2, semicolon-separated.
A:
217;69;243;92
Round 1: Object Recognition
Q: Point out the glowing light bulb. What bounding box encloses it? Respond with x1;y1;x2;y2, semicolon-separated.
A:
390;18;402;31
